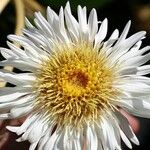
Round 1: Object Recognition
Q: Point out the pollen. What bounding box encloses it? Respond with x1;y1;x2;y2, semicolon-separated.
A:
33;43;119;128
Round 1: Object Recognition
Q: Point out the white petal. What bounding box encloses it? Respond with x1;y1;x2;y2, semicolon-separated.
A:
65;3;79;40
115;20;131;45
94;18;108;47
100;116;121;150
118;66;137;75
22;29;49;49
7;114;38;135
115;98;150;118
88;8;98;42
115;112;139;145
115;82;150;94
73;138;82;150
63;128;73;150
137;65;150;75
44;131;60;150
0;94;34;111
95;125;107;150
129;40;142;52
6;126;20;133
29;142;38;150
59;7;70;43
118;45;150;63
34;12;53;38
26;117;49;143
7;114;51;149
120;129;132;149
47;6;59;25
10;104;33;118
8;35;47;63
7;41;27;58
0;59;38;71
0;113;12;119
38;131;50;150
0;48;18;59
123;53;150;67
120;31;146;51
86;125;98;150
25;17;35;29
104;29;119;47
78;6;88;35
0;71;35;85
0;91;30;103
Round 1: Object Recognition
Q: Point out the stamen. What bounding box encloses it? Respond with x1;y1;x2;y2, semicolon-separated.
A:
33;43;119;128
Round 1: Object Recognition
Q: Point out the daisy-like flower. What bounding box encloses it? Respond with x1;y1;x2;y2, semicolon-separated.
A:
1;2;150;150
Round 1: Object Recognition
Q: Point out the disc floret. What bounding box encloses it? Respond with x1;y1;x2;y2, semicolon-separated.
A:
34;43;118;128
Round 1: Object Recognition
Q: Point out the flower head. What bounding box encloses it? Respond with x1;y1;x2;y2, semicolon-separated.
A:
0;2;150;150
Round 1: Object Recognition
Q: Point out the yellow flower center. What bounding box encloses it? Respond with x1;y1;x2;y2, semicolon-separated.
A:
34;43;119;128
61;70;88;96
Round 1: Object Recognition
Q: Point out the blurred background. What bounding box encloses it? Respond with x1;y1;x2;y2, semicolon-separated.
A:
0;0;150;149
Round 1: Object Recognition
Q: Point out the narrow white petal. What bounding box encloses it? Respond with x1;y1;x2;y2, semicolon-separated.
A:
120;129;132;149
38;132;50;150
118;66;137;75
137;65;150;75
78;5;88;34
34;12;53;38
115;112;139;145
7;41;27;58
109;31;146;65
7;114;38;135
0;59;38;71
29;121;48;143
63;128;73;150
118;45;150;63
0;71;35;85
100;117;121;150
86;125;98;150
0;94;34;111
73;139;82;150
95;125;107;150
29;142;38;150
123;75;150;85
23;29;47;46
44;131;59;150
7;35;47;63
0;91;30;103
115;98;150;118
59;7;70;43
88;8;98;42
122;53;150;67
94;18;108;47
10;104;33;118
129;40;142;52
25;17;35;29
0;86;32;95
120;31;146;50
115;20;131;45
104;29;119;47
115;82;150;94
47;6;59;25
65;3;79;40
6;126;20;133
0;113;11;119
0;48;18;59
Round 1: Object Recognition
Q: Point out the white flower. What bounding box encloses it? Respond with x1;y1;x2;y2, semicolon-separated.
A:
0;2;150;150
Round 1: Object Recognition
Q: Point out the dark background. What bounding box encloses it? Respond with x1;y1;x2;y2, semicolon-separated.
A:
0;0;150;149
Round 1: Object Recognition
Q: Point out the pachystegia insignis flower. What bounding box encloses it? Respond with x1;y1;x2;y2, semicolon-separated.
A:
0;2;150;150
